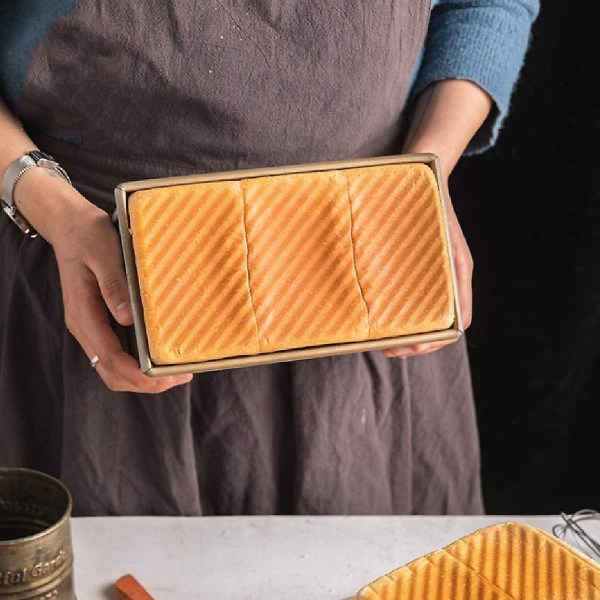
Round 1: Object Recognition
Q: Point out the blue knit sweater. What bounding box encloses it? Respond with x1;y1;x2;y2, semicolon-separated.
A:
0;0;539;154
419;0;540;154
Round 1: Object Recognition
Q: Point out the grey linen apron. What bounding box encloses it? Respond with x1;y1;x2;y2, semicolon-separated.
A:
0;1;484;516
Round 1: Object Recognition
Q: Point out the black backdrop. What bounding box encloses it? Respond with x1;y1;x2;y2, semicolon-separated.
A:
450;0;600;514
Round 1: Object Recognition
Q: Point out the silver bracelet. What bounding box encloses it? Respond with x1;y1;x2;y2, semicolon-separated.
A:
1;150;72;238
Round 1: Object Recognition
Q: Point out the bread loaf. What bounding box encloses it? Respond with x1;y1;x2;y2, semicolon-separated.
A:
128;163;455;365
346;164;454;339
244;171;369;353
129;181;258;364
355;522;600;600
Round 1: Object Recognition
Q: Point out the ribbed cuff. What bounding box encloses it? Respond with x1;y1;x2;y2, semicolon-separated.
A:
412;1;538;154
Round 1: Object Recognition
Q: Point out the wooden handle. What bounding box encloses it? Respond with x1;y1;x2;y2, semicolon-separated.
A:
115;574;155;600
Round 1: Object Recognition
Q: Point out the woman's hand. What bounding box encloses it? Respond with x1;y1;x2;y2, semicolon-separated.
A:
381;181;473;359
15;168;193;393
380;78;491;360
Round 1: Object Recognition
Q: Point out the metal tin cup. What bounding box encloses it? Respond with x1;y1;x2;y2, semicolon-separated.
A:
0;468;74;599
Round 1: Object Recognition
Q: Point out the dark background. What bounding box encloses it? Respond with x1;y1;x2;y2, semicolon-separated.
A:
451;0;600;514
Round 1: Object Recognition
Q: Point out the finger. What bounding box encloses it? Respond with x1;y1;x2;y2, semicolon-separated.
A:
95;353;193;394
456;255;473;330
89;329;192;393
74;309;192;394
381;340;453;358
86;217;134;327
445;197;473;331
414;341;453;353
63;264;191;393
451;242;473;331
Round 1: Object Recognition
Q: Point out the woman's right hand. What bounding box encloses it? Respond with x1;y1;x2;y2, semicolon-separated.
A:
15;167;193;393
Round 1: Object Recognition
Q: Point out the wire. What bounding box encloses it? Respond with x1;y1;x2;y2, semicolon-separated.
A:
552;509;600;560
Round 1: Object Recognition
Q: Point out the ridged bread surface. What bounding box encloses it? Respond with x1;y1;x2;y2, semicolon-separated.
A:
129;182;259;364
356;522;600;600
346;164;454;338
244;171;369;353
128;163;455;364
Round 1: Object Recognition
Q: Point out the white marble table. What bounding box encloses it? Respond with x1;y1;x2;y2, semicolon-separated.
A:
71;515;562;599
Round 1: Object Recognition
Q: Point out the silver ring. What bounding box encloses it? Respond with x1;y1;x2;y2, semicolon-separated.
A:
90;355;100;369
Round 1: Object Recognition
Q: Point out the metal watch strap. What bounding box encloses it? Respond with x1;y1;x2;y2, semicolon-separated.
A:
2;154;37;205
1;150;72;238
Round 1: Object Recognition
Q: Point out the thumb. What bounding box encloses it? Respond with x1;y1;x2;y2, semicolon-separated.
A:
90;237;134;327
96;267;134;326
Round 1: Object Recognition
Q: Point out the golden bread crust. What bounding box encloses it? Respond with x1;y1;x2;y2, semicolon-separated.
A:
356;522;600;600
129;163;455;364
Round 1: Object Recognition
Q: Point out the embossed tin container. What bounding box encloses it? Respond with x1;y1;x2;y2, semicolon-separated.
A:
115;153;463;376
0;468;74;600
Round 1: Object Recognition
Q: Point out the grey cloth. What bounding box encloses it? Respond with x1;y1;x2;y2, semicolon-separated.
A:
0;1;484;516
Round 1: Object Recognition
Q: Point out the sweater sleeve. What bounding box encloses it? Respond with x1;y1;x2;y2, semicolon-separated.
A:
410;0;540;154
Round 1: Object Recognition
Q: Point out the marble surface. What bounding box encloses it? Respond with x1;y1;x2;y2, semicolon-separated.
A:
71;515;562;599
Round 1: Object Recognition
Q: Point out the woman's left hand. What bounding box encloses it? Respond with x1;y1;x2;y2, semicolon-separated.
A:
380;79;491;359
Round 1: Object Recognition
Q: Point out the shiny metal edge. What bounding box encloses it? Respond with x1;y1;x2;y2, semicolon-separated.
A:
146;329;461;376
116;153;439;192
115;153;461;376
428;156;464;334
0;468;72;547
115;187;153;373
